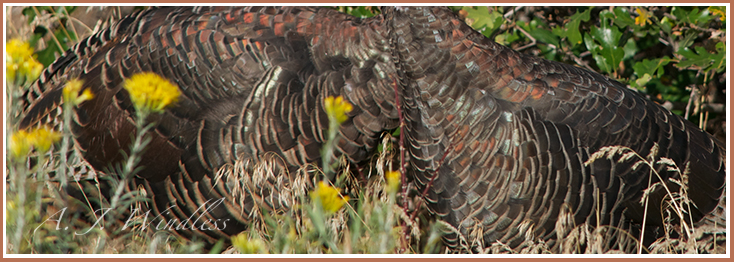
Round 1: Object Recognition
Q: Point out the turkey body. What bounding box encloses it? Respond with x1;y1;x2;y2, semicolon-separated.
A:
18;6;726;253
384;7;726;252
20;6;400;244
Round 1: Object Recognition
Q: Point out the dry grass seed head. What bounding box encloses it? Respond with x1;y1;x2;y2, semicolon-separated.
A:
646;143;659;161
559;224;589;253
585;145;625;166
554;203;575;241
518;219;536;243
631;159;647;171
656;157;678;169
489;240;514;254
466;219;486;249
619;151;638;163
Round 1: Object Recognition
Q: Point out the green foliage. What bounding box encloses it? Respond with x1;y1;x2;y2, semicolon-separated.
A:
22;6;80;66
334;6;380;18
583;11;626;75
456;7;506;38
632;57;671;88
458;6;726;132
676;43;726;74
558;8;591;46
234;170;443;254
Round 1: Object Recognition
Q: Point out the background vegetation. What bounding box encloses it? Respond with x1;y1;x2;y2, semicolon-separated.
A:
5;6;727;254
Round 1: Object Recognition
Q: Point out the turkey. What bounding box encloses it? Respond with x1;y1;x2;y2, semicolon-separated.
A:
18;6;400;245
384;7;726;252
16;6;726;253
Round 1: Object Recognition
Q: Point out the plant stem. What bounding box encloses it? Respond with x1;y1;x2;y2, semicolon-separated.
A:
392;79;408;214
59;96;74;188
107;109;151;223
9;162;26;253
322;118;339;179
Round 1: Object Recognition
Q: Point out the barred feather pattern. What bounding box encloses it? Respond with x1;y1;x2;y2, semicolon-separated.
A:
19;6;399;244
383;7;725;252
18;6;725;252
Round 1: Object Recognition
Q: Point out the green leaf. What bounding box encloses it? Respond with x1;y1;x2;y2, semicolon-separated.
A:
340;6;379;18
676;46;717;70
583;32;598;53
634;73;652;90
633;57;672;78
671;7;689;25
591;21;622;47
678;42;727;74
538;44;558;60
612;7;636;28
672;7;712;26
622;39;638;60
585;21;625;74
36;46;60;67
565;8;591;45
495;31;520;46
22;6;53;23
529;27;559;47
712;42;726;73
659;16;674;34
462;7;504;37
631;57;671;89
677;30;698;51
685;7;711;26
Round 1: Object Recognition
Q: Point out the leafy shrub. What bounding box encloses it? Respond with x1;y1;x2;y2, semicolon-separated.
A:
449;6;726;141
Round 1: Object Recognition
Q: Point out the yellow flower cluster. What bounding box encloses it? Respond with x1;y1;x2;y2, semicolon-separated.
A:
123;72;181;112
310;181;350;214
62;79;94;105
709;7;726;22
324;95;353;124
231;232;266;254
232;232;267;254
385;170;401;193
10;127;61;159
635;8;651;27
6;39;43;85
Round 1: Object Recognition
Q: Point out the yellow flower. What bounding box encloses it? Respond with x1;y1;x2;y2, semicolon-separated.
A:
324;95;353;124
385;170;401;193
62;79;94;105
9;127;61;159
635;8;651;27
123;72;181;112
231;232;267;254
709;7;726;22
310;181;350;214
10;130;32;159
6;39;43;84
28;127;62;153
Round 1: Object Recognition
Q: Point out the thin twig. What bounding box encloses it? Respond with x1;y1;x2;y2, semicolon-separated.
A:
51;6;73;42
511;23;536;52
684;85;696;120
392;78;410;252
32;6;65;54
61;6;81;37
63;16;94;34
392;79;408;213
639;166;653;254
568;51;596;72
503;6;524;19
